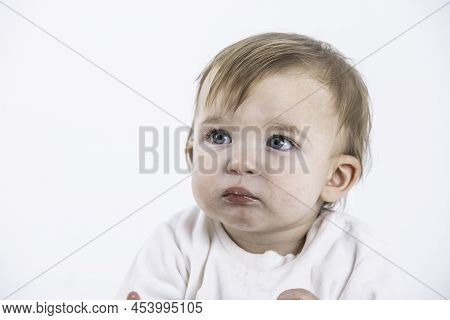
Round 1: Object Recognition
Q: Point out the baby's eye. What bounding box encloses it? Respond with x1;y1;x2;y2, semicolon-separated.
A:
267;135;294;151
208;129;232;144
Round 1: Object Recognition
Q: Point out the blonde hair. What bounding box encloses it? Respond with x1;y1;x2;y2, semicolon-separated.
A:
186;32;371;212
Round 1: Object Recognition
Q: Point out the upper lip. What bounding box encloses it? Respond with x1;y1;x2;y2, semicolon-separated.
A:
222;187;258;199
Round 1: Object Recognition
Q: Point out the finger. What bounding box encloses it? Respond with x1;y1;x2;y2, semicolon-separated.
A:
126;291;141;300
277;288;319;300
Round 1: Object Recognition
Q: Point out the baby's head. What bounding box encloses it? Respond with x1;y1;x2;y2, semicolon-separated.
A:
185;32;371;235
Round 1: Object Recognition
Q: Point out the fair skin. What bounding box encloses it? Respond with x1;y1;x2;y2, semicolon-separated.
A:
126;70;361;300
188;71;360;253
186;70;361;299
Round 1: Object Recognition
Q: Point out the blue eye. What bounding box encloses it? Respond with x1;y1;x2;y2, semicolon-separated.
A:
209;129;232;144
267;135;294;151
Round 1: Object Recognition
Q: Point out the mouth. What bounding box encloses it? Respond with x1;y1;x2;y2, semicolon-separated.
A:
222;186;259;204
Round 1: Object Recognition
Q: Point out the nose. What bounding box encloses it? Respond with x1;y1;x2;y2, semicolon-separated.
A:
226;143;260;176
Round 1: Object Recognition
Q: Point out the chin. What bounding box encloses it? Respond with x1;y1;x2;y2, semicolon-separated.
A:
214;205;266;232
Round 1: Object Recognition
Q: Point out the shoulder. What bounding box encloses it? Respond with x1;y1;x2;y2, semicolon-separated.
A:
159;204;212;243
116;206;207;300
312;211;400;299
304;210;390;276
146;204;213;260
314;210;388;259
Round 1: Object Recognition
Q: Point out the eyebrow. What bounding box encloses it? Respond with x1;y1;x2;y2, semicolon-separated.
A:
200;115;226;125
263;120;311;145
264;121;300;135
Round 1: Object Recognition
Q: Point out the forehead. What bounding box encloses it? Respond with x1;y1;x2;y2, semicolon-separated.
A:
196;72;338;131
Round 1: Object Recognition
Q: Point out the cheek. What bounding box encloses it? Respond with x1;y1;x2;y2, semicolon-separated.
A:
192;142;227;174
265;154;329;207
262;149;313;177
191;170;220;208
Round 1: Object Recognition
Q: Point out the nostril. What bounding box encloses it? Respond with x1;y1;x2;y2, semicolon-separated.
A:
226;157;259;176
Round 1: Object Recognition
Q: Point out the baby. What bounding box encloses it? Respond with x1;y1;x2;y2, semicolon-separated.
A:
117;32;399;300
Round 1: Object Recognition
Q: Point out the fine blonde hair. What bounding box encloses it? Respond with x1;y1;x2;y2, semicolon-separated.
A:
186;32;371;212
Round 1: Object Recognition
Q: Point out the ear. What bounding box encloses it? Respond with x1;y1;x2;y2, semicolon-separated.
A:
320;155;361;203
185;137;194;170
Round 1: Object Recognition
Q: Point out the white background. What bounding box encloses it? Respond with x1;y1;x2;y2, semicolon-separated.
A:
0;0;449;299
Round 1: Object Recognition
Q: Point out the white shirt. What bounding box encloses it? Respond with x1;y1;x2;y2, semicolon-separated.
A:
116;205;401;299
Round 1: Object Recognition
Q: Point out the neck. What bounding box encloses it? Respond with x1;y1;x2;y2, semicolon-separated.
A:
222;215;317;256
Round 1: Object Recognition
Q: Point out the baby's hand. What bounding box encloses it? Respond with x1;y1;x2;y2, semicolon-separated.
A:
126;291;141;300
277;288;319;300
126;289;319;300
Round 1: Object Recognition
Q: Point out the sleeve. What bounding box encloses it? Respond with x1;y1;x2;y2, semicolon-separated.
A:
337;245;403;299
115;223;189;300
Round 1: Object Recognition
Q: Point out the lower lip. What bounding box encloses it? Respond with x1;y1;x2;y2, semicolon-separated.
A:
223;194;258;204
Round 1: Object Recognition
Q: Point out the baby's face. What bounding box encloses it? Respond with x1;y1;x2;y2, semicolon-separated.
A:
191;71;342;233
